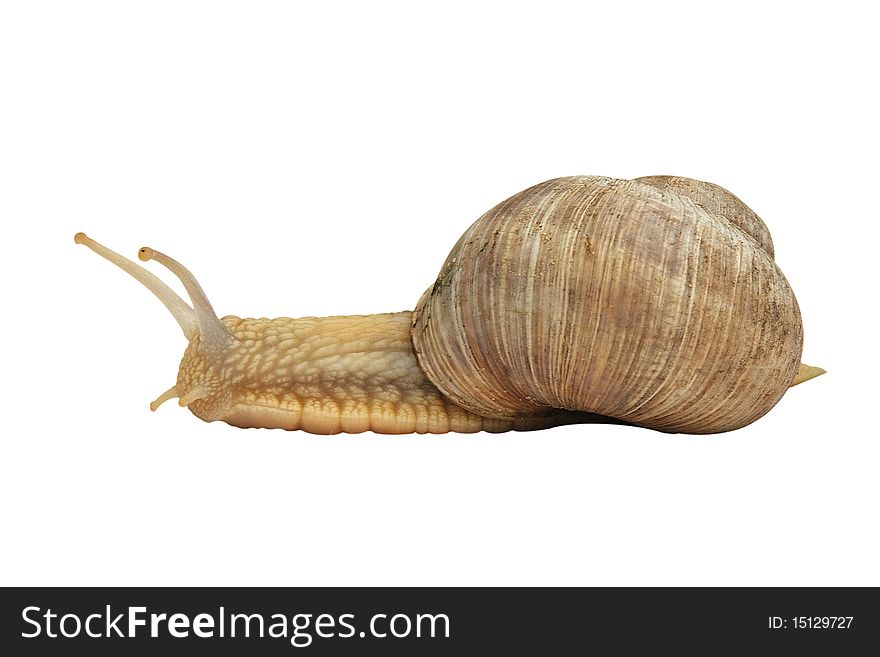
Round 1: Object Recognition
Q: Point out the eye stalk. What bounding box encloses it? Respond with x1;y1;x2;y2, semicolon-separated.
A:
76;232;235;416
74;232;197;339
137;246;234;356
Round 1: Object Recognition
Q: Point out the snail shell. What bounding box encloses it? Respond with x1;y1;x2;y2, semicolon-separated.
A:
412;175;803;434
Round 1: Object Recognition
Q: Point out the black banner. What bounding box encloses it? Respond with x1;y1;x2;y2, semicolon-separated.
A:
1;587;876;655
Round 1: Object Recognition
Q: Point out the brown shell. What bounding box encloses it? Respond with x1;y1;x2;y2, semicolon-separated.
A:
635;175;775;258
411;176;803;434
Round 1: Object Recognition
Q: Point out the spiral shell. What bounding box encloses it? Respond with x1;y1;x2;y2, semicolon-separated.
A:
411;176;802;434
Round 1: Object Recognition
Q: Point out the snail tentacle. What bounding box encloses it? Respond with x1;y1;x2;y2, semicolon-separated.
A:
138;246;234;356
74;232;197;339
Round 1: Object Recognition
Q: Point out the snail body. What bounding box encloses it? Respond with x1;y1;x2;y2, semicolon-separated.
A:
172;311;589;434
76;175;822;435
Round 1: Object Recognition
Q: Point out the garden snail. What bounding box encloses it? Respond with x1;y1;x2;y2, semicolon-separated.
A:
75;175;823;435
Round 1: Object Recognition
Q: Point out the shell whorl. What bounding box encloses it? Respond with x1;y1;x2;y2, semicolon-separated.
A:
635;175;775;259
411;176;803;434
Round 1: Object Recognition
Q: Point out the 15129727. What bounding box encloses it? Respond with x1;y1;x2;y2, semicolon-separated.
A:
768;617;853;630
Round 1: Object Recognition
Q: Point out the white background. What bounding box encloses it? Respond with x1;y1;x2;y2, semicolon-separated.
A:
1;1;876;586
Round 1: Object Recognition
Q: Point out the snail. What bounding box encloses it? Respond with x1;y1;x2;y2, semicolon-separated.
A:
75;175;823;435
